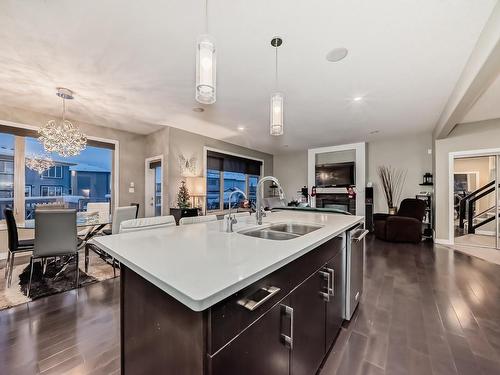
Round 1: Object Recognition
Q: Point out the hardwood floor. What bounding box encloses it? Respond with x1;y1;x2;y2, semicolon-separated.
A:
321;236;500;375
1;236;500;374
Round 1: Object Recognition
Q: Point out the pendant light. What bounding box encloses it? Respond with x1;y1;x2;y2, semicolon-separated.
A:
38;88;87;157
270;37;283;136
196;0;216;104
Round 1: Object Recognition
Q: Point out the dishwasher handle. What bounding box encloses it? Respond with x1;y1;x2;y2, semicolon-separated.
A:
352;229;369;242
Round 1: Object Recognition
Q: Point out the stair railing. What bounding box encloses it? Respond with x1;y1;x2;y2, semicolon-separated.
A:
458;180;495;229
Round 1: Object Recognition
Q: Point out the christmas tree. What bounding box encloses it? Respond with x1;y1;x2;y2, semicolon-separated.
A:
177;180;191;208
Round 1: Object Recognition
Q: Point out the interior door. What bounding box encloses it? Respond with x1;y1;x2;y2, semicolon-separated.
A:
145;157;162;217
290;271;326;375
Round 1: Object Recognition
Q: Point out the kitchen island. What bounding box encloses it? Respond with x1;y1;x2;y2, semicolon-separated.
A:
91;211;363;375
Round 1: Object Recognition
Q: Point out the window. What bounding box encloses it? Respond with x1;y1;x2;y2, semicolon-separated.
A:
206;151;262;212
40;185;63;197
223;171;246;209
0;127;116;221
206;169;221;211
42;165;63;179
24;136;113;219
0;160;13;174
248;175;259;205
0;134;15;220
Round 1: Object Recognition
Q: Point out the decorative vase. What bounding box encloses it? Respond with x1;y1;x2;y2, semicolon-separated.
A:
388;207;397;215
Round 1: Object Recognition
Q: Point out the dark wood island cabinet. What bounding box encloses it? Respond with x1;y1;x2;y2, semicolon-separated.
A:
120;234;346;375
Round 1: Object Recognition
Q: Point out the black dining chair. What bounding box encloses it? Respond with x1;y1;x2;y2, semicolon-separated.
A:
4;208;34;287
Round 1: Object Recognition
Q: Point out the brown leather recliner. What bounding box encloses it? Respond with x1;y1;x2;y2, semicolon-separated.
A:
374;198;426;243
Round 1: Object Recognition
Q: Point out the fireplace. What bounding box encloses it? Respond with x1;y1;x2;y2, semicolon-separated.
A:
315;193;355;215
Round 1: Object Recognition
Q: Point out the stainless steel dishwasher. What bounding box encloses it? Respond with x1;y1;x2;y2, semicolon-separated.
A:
344;224;369;320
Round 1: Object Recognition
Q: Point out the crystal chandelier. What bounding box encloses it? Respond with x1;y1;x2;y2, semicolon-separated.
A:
25;153;55;174
38;88;87;157
270;37;284;136
195;0;216;104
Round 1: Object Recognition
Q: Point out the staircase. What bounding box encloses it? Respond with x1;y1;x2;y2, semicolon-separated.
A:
458;180;499;234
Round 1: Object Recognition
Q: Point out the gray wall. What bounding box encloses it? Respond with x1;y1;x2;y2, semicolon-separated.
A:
435;118;500;241
367;133;433;212
274;133;433;212
273;151;308;201
145;127;273;211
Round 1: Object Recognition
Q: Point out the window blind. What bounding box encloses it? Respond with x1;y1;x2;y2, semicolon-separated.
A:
207;151;262;175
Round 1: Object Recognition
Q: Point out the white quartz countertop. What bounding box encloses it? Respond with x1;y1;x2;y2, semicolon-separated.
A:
90;211;363;311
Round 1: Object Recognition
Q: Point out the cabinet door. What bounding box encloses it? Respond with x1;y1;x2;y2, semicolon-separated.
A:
209;298;290;375
325;251;344;350
290;271;327;375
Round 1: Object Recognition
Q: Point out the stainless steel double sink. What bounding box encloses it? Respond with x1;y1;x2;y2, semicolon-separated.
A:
238;222;323;240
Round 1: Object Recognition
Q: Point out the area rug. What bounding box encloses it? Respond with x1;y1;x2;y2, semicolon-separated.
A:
18;260;97;300
0;251;119;310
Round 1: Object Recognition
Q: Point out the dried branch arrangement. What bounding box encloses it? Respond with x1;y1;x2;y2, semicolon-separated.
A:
377;166;407;210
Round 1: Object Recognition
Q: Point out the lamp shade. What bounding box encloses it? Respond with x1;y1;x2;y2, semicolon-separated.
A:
270;92;284;136
186;176;206;196
196;35;216;104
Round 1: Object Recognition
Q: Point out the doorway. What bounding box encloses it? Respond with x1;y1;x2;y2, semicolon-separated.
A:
145;155;163;217
453;154;499;249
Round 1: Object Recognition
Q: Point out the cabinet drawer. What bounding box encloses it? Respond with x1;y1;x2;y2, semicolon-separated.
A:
208;297;291;375
207;235;345;355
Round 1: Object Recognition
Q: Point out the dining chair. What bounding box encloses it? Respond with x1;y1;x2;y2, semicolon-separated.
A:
86;202;110;222
119;215;176;233
179;215;217;225
4;208;34;288
27;209;79;297
86;205;138;276
102;206;137;235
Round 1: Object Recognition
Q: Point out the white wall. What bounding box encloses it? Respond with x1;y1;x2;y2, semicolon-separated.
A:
435;118;500;241
273;133;433;212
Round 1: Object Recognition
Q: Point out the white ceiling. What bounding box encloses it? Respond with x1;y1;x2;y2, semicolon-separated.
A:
0;0;496;153
462;73;500;123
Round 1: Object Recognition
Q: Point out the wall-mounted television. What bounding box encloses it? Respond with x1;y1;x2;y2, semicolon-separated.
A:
315;162;355;188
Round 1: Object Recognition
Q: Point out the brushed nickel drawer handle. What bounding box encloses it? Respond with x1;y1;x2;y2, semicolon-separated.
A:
319;270;331;301
325;267;335;297
280;304;294;349
237;286;281;311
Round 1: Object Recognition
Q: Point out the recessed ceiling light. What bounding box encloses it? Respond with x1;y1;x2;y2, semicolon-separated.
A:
369;130;380;134
353;96;363;102
237;125;245;131
326;47;348;62
192;107;205;113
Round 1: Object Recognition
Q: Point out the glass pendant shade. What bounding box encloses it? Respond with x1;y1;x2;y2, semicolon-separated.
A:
270;92;284;136
196;35;216;104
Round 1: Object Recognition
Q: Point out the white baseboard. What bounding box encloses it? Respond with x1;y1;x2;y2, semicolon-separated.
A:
435;238;453;245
